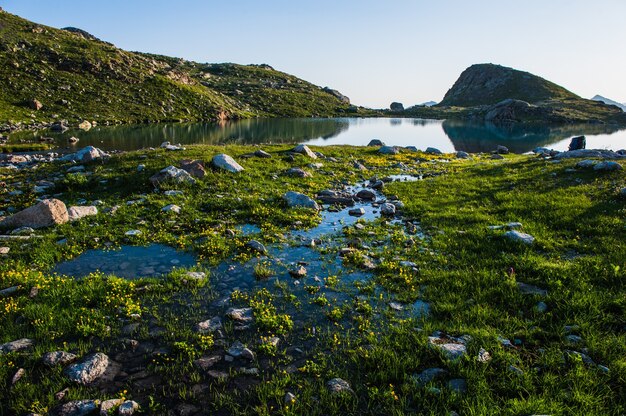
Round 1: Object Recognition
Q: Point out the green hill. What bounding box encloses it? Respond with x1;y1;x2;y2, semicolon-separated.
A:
0;11;355;127
439;63;578;107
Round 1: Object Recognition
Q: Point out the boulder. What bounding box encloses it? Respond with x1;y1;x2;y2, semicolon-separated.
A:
380;203;397;216
246;240;268;255
568;136;586;151
283;191;320;210
50;400;98;416
118;400;139;416
196;317;222;334
327;378;353;394
180;159;206;178
291;145;317;159
425;147;443;155
161;204;181;214
160;141;184;151
149;166;196;187
495;145;509;154
60;146;108;163
456;151;470;159
226;307;254;323
504;230;535;245
212;154;244;173
594;161;623;171
367;139;385;147
64;352;110;385
379;145;399;155
78;120;92;131
285;168;312;178
68;206;98;222
254;149;272;158
42;351;78;366
554;149;626;160
356;189;376;201
0;338;34;354
0;199;69;230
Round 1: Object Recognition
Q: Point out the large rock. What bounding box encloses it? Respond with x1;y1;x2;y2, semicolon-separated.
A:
390;102;404;111
594;161;623;171
180;159;206;178
64;352;110;385
367;139;385;147
291;145;317;159
149;166;196;187
60;146;108;163
0;199;69;230
283;191;320;210
0;338;34;354
568;136;586;151
68;206;98;222
212;154;244;173
553;149;626;160
50;400;98;416
378;146;399;155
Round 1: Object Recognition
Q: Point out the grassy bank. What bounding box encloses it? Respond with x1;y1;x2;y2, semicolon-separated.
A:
1;145;625;415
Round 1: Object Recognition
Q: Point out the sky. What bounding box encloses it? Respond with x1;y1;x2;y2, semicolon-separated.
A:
2;0;626;108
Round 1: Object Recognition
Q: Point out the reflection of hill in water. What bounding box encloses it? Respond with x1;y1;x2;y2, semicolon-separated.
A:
443;120;624;153
32;118;350;151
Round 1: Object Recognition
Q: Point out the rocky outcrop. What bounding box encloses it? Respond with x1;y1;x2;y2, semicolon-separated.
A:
322;87;350;104
390;102;404;111
0;199;69;230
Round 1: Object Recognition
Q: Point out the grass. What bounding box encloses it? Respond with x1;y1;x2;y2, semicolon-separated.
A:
0;144;625;415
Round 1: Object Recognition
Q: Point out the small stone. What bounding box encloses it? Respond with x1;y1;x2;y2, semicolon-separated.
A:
161;204;181;214
185;271;206;281
327;377;352;394
508;365;524;376
0;338;34;354
197;317;222;333
283;191;320;210
99;399;124;416
356;189;376;201
226;307;254;323
289;265;307;278
534;301;548;313
0;247;9;255
414;367;447;385
291;144;317;159
254;149;272;158
495;145;509;154
380;203;396;216
456;151;470;159
348;208;365;216
68;206;98;222
194;355;222;371
367;139;385;146
118;400;139;415
11;368;25;384
0;286;18;297
124;230;142;236
594;161;623;171
378;146;399;155
42;351;77;366
50;400;98;416
504;230;535;245
477;348;491;363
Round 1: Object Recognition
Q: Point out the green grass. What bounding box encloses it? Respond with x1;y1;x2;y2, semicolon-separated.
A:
1;144;625;415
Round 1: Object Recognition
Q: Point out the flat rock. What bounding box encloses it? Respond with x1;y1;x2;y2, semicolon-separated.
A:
504;230;535;245
194;355;222;371
212;154;244;173
197;316;222;333
42;351;77;366
283;191;320;210
149;166;196;187
428;335;467;360
0;199;69;230
285;167;312;178
554;149;626;160
64;352;110;385
50;400;98;416
356;189;376;201
60;146;108;163
327;377;352;394
517;282;547;296
0;338;34;354
0;285;18;296
254;149;272;158
68;206;98;222
226;307;254;323
378;146;399;155
594;161;623;171
291;144;317;159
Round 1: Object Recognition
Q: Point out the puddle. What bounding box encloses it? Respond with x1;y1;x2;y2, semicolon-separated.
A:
53;244;197;279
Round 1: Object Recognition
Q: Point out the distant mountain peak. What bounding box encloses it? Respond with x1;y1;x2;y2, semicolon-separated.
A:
591;95;626;111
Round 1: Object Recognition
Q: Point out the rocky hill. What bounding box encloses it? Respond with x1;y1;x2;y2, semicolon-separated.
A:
432;64;625;123
592;95;626;112
0;11;355;128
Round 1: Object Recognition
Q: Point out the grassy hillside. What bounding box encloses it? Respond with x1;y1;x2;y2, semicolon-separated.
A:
0;11;353;127
439;64;578;107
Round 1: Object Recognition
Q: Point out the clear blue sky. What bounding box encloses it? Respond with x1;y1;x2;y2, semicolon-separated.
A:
3;0;626;108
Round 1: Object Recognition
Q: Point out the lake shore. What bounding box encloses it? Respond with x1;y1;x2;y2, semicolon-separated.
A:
1;143;625;415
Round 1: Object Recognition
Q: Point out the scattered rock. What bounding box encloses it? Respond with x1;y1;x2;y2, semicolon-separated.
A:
594;161;623;171
356;189;376;201
491;154;504;160
0;199;69;230
291;144;317;159
68;206;98;222
379;146;399;155
0;338;33;354
428;334;468;360
380;203;396;216
226;307;254;323
456;151;470;159
448;378;468;393
68;136;80;144
254;149;272;158
118;400;139;415
289;265;307;278
11;368;25;384
31;99;43;111
0;286;18;296
327;378;353;394
160;141;185;151
60;146;108;163
161;204;181;214
124;230;142;236
504;230;535;245
64;352;110;385
42;351;77;366
99;399;124;416
212;153;244;173
283;191;320;210
568;136;586;151
285;167;312;178
367;139;385;147
477;348;491;363
228;341;255;360
197;317;222;334
149;166;196;187
50;400;98;416
246;240;268;255
180;159;206;178
517;282;547;296
425;147;442;155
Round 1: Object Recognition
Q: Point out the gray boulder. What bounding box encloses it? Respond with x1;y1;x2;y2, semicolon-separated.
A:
283;191;320;210
380;203;396;216
594;161;623;171
379;146;399;155
367;139;385;147
49;400;98;416
0;338;34;354
64;352;110;385
212;154;244;173
425;147;442;155
60;146;108;163
456;151;470;159
0;199;69;230
504;230;535;245
149;166;196;187
291;145;317;159
42;351;77;366
68;206;98;222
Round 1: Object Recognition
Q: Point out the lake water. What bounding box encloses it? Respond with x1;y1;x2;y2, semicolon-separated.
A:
13;117;626;153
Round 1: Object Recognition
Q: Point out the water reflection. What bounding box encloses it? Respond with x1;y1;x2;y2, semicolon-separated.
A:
9;117;626;153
